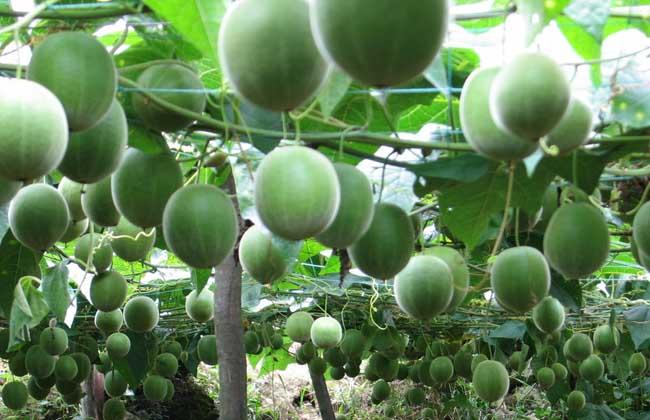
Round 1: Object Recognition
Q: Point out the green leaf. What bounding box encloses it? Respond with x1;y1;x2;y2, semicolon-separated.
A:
114;331;158;389
318;70;352;118
488;320;527;340
143;0;225;65
9;277;50;349
624;305;650;349
550;274;583;311
191;268;211;294
0;231;41;319
408;154;492;183
41;264;71;323
0;204;9;242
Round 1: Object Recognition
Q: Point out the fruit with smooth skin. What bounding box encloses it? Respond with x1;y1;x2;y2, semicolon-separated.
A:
55;355;78;381
244;331;261;355
551;362;568;381
394;255;454;320
430;356;454;384
348;203;415;279
0;78;68;181
532;296;565;334
509;351;525;373
75;233;113;273
197;335;218;365
340;329;365;359
472;360;509;403
123;296;159;333
311;0;448;87
311;317;342;349
132;63;207;132
239;225;288;284
566;333;593;362
220;0;328;111
567;390;586;411
315;163;375;248
103;398;126;420
112;148;183;228
106;333;131;359
460;67;538;160
59;100;127;184
254;146;340;240
285;311;314;343
154;353;178;377
546;97;593;156
536;367;555;389
110;218;156;262
579;354;604;382
491;246;550;313
593;325;620;354
90;271;127;312
104;370;127;397
422;247;470;313
143;375;167;402
185;288;214;323
544;203;610;279
82;177;121;227
2;381;28;410
633;202;650;256
28;31;116;131
9;184;70;250
490;52;570;140
629;352;647;375
25;345;56;378
40;327;68;356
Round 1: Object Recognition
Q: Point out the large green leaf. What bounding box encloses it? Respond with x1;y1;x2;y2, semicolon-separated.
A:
143;0;226;65
624;305;650;349
9;277;50;350
0;232;41;319
41;264;71;323
114;331;159;389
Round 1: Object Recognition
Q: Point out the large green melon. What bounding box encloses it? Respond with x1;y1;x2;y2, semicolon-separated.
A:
423;246;470;312
310;317;342;349
490;52;570;140
239;225;288;285
9;184;70;250
185;287;214;323
95;309;123;334
132;63;206;132
0;177;20;206
123;296;159;333
28;31;117;132
219;0;328;111
25;345;56;378
40;326;68;355
0;78;68;181
90;271;127;312
58;100;127;184
490;246;550;313
82;177;121;227
348;203;415;279
472;360;509;403
633;202;650;256
2;381;28;410
394;255;453;320
543;203;610;279
315;163;375;249
110;218;156;262
112;148;183;228
593;325;620;354
460;67;538;160
57;177;85;222
163;184;238;269
311;0;448;87
532;296;565;334
546;97;593;156
255;146;340;240
75;233;113;273
197;335;218;365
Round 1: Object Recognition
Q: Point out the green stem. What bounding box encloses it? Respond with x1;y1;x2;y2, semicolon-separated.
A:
0;2;145;20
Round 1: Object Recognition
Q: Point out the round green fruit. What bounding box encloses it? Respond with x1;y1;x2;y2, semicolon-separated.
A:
255;146;340;240
546;97;593;156
197;335;218;365
536;367;555;389
629;352;647;375
539;346;558;365
285;311;314;343
163;184;238;269
454;350;474;379
104;370;127;397
55;379;77;395
74;336;99;363
315;163;374;248
509;351;525;373
566;333;593;362
0;177;21;206
90;271;127;312
9;184;70;250
96;352;113;374
57;177;85;222
161;341;182;359
579;354;604;382
311;317;342;349
460;67;538;160
491;246;550;313
0;329;10;359
185;287;214;323
103;398;126;420
28;31;116;131
2;381;28;410
471;354;488;373
61;385;84;404
633;202;650;256
593;325;620;354
27;376;50;400
324;348;346;368
0;78;68;181
532;296;565;334
406;387;426;406
123;296;159;333
430;356;454;384
82;177;121;227
311;0;447;87
631;237;650;271
567;390;586;411
421;408;435;419
490;52;570;140
110;218;156;262
472;360;509;403
543;203;610;279
368;353;399;382
330;366;345;380
55;355;78;381
340;329;364;359
422;247;470;313
59;218;89;243
394;255;453;320
551;362;568;381
106;333;131;359
143;375;167;402
155;353;178;378
8;352;27;377
244;331;261;355
112;148;183;228
59;100;127;184
75;233;113;273
308;356;327;376
25;345;56;378
239;225;288;284
132;63;206;132
348;202;415;280
164;380;175;401
40;327;68;355
220;0;328;111
371;379;390;402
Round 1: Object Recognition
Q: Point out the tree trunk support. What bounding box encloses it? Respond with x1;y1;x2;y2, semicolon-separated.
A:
309;369;336;420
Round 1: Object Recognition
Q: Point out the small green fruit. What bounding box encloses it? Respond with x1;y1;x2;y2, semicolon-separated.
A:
75;233;113;273
94;309;123;334
566;333;593;362
2;381;28;410
106;333;131;359
25;345;56;378
40;326;68;356
197;335;218;365
154;353;178;378
143;375;167;402
123;296;159;333
310;317;342;349
394;255;453;320
593;325;620;354
103;397;126;420
472;360;509;403
239;225;288;284
546;97;593;156
185;288;214;323
110;218;156;262
55;355;78;381
536;367;555;389
104;370;127;397
82;177;120;227
629;352;647;375
285;312;314;343
579;354;604;382
567;390;585;411
90;271;127;312
532;296;565;334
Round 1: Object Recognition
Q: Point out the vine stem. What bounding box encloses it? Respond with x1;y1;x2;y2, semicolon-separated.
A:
0;0;60;35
